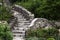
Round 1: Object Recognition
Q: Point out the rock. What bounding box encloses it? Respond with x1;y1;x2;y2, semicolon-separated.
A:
55;21;60;27
29;18;56;29
0;3;2;5
0;21;7;24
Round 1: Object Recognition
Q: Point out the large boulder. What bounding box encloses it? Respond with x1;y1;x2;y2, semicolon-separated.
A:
55;21;60;27
28;18;56;29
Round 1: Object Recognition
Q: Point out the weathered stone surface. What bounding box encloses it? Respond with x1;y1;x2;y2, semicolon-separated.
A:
13;37;24;40
0;21;7;24
29;18;56;29
55;21;60;27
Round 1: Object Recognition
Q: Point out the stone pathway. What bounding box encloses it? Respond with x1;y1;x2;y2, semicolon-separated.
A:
12;10;31;40
11;5;34;40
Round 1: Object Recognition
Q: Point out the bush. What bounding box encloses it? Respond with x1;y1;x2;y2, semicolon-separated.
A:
9;0;16;4
26;27;59;39
26;37;46;40
26;37;39;40
0;23;13;40
0;6;13;21
47;38;55;40
16;0;60;20
35;0;60;20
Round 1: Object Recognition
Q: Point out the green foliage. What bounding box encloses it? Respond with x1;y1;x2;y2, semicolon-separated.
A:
9;0;17;4
0;23;13;40
26;27;59;40
0;0;2;2
26;37;46;40
35;0;60;20
47;38;55;40
0;6;13;21
16;0;60;20
9;0;28;4
26;37;39;40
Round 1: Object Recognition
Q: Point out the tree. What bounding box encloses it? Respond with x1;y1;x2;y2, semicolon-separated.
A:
0;23;13;40
9;0;17;4
35;0;60;20
17;0;60;20
26;27;59;38
0;6;13;21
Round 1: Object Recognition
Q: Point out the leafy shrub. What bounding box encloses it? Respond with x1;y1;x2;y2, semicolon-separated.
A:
0;23;13;40
47;38;55;40
26;27;59;39
55;35;60;40
9;0;29;4
0;6;13;21
9;0;17;4
26;37;46;40
16;0;60;20
35;0;60;20
26;37;39;40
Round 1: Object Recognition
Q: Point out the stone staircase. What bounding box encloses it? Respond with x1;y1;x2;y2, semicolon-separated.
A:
12;12;30;38
11;5;34;40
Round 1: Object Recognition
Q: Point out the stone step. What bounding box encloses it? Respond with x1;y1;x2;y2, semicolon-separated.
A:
24;23;30;25
17;16;24;19
18;20;29;23
17;18;24;20
13;32;25;34
13;35;25;38
14;27;29;30
14;27;24;29
12;32;25;35
10;21;15;23
17;22;24;24
18;20;26;21
12;30;25;33
18;25;28;27
17;24;25;26
18;21;30;23
13;34;25;37
13;37;24;40
13;27;25;30
18;20;27;21
18;20;28;22
17;23;30;26
17;15;23;17
17;17;24;19
13;32;25;36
